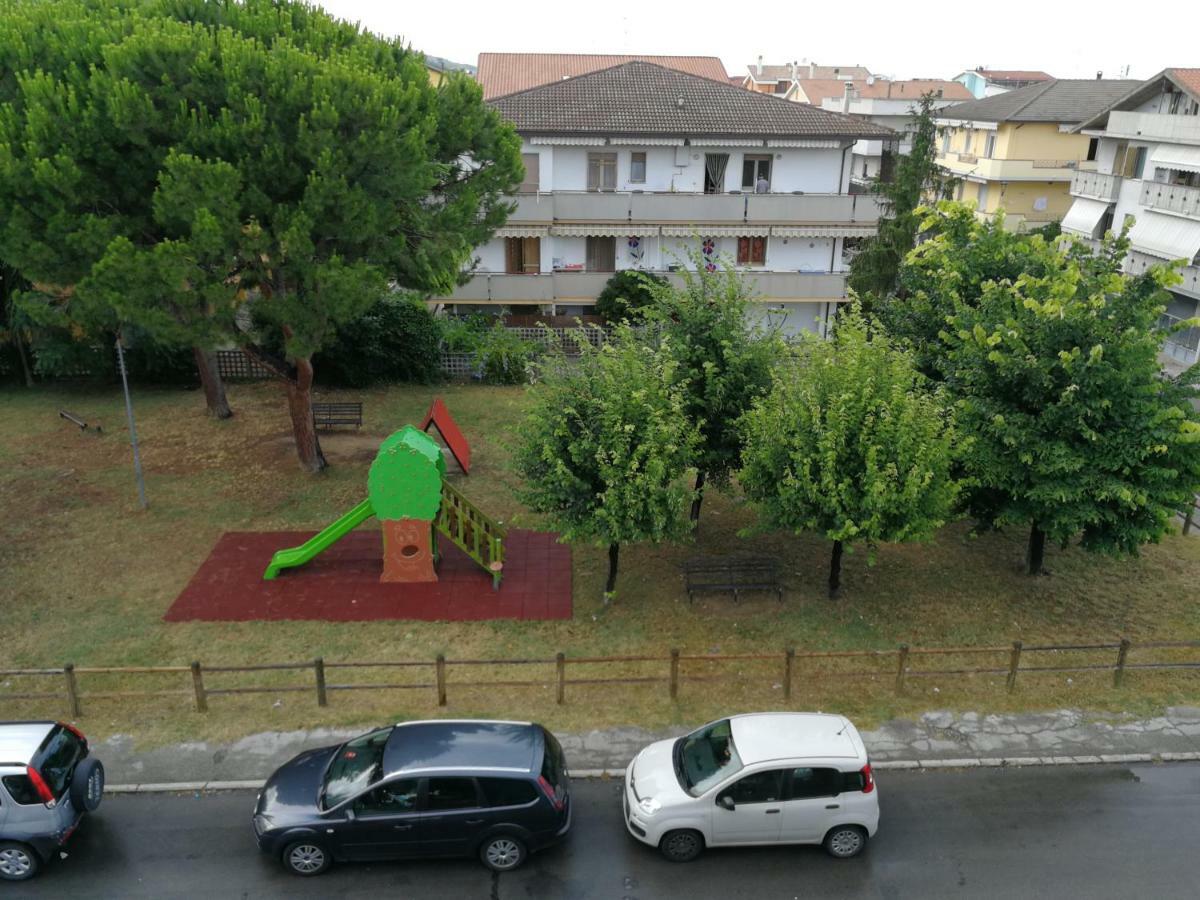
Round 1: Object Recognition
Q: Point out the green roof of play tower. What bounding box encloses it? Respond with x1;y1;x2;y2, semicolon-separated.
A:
367;425;446;521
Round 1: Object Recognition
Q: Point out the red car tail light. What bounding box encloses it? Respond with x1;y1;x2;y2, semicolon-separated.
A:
27;766;56;805
537;775;565;811
860;763;875;794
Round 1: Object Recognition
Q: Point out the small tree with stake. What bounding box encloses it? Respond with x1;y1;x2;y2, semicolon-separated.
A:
740;307;960;599
513;328;699;599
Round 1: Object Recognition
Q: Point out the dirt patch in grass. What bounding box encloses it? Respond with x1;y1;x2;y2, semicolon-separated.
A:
1;380;1198;747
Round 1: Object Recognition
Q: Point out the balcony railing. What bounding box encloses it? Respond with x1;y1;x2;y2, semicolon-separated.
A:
1107;110;1200;145
507;191;883;225
938;155;1085;181
1140;181;1200;220
1071;169;1122;201
443;270;848;303
1159;312;1200;366
1126;249;1200;300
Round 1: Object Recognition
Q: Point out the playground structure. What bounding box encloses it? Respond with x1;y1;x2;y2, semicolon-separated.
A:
262;421;505;587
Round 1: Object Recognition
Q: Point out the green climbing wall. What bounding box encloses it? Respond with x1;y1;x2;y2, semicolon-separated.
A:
367;425;446;521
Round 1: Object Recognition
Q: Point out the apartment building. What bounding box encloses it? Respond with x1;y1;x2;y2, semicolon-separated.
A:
1063;68;1200;368
741;59;871;96
475;52;727;100
953;68;1054;99
935;78;1138;232
435;61;892;334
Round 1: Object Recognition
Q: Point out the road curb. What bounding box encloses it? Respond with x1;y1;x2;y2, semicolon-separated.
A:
103;752;1200;794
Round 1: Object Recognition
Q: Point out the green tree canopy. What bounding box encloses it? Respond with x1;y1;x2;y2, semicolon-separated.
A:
594;269;667;323
740;308;960;598
0;0;522;468
513;328;699;598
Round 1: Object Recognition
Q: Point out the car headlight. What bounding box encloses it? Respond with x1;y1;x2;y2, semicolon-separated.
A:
638;797;661;816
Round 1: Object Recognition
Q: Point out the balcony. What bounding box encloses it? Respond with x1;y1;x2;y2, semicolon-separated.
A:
1106;110;1200;145
1126;249;1200;300
442;270;848;303
1140;181;1200;220
1071;169;1122;202
506;191;883;226
937;154;1087;182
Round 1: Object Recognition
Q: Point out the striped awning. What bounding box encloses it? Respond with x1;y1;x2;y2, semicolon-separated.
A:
551;224;654;237
1127;211;1200;262
660;225;771;237
495;225;549;238
1060;197;1112;238
771;225;877;238
1149;145;1200;176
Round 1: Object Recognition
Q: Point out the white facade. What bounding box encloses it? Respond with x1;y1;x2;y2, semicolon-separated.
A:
1063;77;1200;369
441;137;884;335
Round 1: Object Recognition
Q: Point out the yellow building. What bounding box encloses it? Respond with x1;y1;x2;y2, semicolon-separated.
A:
934;79;1137;231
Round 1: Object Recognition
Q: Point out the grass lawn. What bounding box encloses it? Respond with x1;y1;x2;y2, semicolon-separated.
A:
1;379;1198;748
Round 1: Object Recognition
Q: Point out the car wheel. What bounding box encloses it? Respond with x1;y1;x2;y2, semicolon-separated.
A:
659;829;704;863
70;757;105;812
0;843;39;881
824;825;868;859
282;840;331;876
480;834;526;872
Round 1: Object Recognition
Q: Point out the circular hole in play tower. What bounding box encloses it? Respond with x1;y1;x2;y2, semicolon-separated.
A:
401;544;420;559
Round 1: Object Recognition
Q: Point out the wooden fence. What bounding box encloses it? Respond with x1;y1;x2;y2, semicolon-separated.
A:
2;638;1198;719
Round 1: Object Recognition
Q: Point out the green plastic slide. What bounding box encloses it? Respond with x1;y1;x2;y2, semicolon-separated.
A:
262;498;375;580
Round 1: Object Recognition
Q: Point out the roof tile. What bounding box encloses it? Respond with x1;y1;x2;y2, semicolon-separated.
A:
938;78;1141;124
477;52;728;100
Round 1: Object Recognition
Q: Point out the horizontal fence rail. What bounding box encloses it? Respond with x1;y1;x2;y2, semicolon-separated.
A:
2;638;1198;719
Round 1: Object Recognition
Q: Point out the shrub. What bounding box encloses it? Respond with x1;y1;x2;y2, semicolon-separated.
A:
474;320;542;384
314;293;444;387
594;270;667;322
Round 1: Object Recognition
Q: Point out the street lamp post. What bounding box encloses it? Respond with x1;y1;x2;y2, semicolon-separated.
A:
115;333;148;509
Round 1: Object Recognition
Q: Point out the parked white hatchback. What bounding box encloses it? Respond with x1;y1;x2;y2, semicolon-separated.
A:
623;712;878;862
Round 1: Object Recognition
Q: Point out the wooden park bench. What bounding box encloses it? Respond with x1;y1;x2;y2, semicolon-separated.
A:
312;401;363;430
682;555;783;604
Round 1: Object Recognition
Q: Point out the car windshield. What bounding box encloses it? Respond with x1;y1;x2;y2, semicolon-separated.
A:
674;719;742;797
321;727;391;810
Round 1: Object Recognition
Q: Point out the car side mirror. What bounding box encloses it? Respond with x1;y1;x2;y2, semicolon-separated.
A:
718;795;735;811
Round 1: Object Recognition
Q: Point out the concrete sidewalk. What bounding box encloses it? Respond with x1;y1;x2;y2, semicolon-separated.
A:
95;706;1200;789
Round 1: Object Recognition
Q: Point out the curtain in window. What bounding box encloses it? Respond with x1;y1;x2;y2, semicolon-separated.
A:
705;154;729;193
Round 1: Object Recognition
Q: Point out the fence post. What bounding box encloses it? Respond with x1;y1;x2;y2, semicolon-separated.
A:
314;658;327;708
783;648;795;701
436;654;447;707
555;653;566;705
63;663;81;718
190;661;208;713
669;649;680;701
1006;641;1023;693
1113;638;1131;688
1183;501;1195;536
894;645;909;696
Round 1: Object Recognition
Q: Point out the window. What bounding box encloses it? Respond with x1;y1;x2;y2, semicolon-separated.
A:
984;133;997;159
786;767;843;800
675;718;743;797
505;237;540;274
426;778;481;811
33;726;86;799
519;153;540;193
737;236;767;266
941;131;951;155
742;155;772;191
704;153;730;194
1132;146;1148;179
479;778;538;808
719;770;784;805
963;130;974;154
587;152;617;191
2;775;39;806
630;151;647;184
586;236;616;272
540;728;567;801
321;727;390;809
353;779;419;816
1086;138;1098;162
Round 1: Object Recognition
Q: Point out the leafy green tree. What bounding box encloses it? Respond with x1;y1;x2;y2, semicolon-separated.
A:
313;292;444;388
0;261;34;386
847;93;958;305
0;0;522;470
644;252;782;521
513;329;699;598
594;270;667;322
926;211;1200;573
740;308;960;598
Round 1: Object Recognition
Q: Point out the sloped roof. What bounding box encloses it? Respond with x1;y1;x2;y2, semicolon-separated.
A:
937;78;1141;124
747;63;870;82
977;69;1054;84
1073;68;1200;132
476;52;728;99
490;61;893;139
798;78;971;105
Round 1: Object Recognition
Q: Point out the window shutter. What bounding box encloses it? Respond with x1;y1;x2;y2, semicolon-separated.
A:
587;155;599;191
522;237;540;273
520;153;540;192
737;237;750;265
505;238;519;274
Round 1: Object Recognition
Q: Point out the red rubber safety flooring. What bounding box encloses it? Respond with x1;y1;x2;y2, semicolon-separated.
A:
165;530;572;622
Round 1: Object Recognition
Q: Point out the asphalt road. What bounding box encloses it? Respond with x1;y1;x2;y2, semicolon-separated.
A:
14;763;1199;899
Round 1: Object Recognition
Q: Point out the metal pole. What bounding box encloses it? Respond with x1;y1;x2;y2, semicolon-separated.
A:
115;335;147;509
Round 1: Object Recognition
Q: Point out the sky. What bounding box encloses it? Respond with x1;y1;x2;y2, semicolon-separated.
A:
316;0;1194;83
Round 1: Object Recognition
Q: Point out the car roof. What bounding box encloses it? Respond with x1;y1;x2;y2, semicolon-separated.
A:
0;721;55;766
729;713;863;764
383;720;540;777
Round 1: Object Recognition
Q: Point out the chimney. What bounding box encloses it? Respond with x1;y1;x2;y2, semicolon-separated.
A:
809;61;815;78
1096;70;1103;80
843;81;854;112
791;60;797;81
756;55;763;77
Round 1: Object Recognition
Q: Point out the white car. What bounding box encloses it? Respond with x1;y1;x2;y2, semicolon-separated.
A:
623;712;878;862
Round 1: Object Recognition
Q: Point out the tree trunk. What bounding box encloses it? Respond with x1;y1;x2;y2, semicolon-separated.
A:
285;355;327;473
193;347;232;419
828;539;844;600
689;470;707;523
13;330;33;387
1026;523;1046;576
605;542;620;598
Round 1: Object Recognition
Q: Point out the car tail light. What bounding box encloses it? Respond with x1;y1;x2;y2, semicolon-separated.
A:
61;722;88;746
537;775;565;811
27;766;56;805
860;763;875;794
